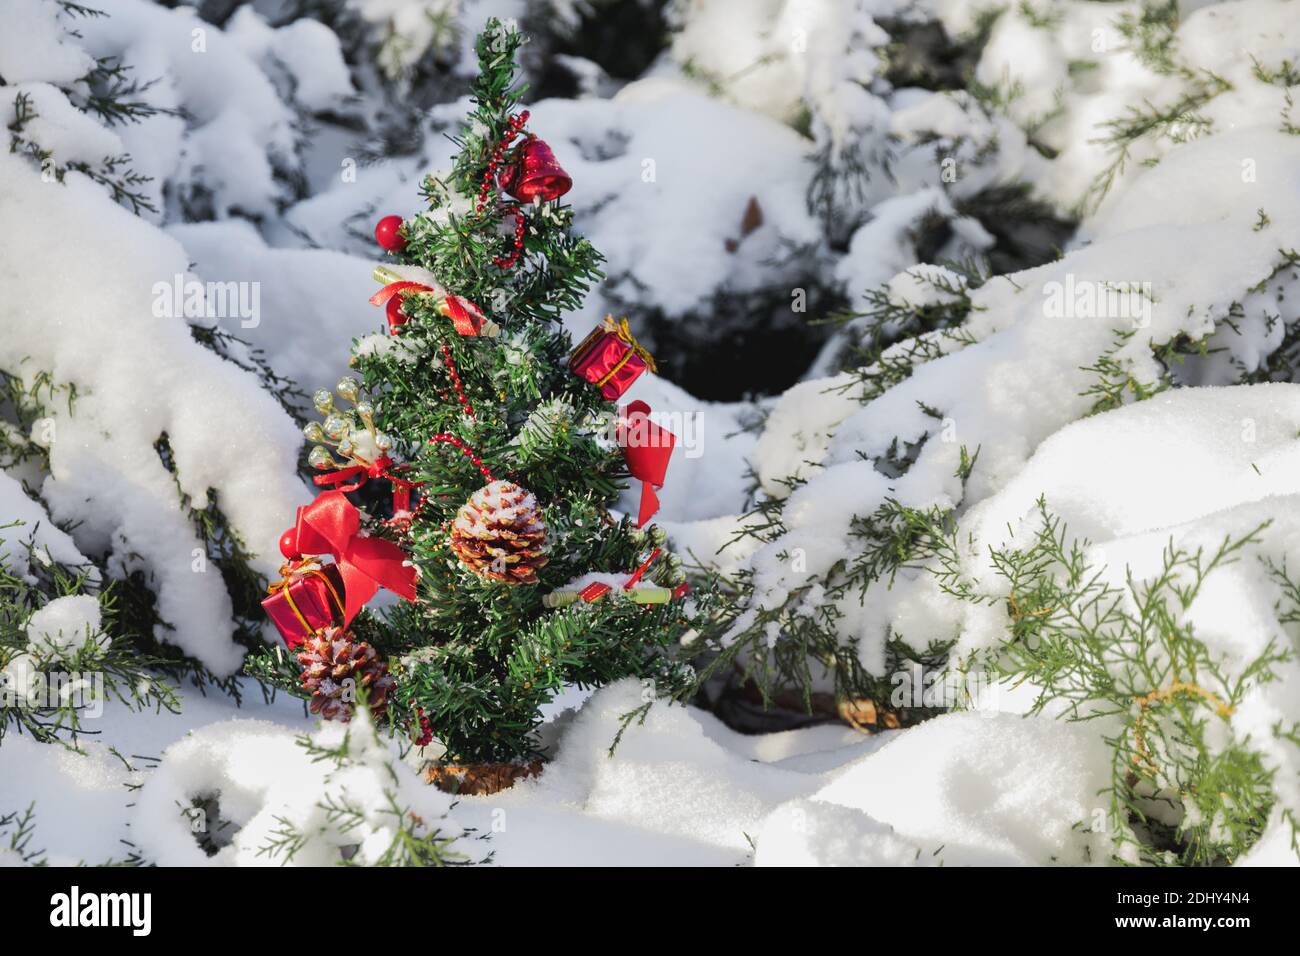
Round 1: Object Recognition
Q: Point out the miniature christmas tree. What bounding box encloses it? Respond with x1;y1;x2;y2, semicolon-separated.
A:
253;19;695;767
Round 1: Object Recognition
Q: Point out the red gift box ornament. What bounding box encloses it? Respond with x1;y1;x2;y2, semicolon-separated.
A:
262;559;346;648
498;135;572;203
569;316;656;400
275;491;418;627
542;549;687;608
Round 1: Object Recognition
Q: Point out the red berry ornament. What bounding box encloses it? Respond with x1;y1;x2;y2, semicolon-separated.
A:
279;528;301;561
374;215;407;252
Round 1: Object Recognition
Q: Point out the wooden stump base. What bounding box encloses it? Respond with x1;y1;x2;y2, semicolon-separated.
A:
424;760;544;796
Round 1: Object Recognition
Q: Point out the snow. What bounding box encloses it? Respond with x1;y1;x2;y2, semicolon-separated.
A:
227;8;355;114
726;123;1300;676
71;0;308;219
0;733;140;865
835;188;965;294
796;713;1113;865
165;219;379;397
0;0;95;87
24;595;107;660
0;683;316;865
3;81;126;167
953;386;1300;554
757;798;929;866
876;385;1300;855
508;80;822;331
525;682;809;855
0;472;97;584
0;150;308;673
346;0;465;81
3;677;1129;867
755;711;1116;866
667;0;892;130
952;0;1300;212
618;374;759;524
130;709;461;866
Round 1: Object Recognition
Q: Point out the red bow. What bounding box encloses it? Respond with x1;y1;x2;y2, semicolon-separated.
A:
370;282;489;336
617;401;675;528
370;281;432;335
314;456;420;514
440;295;489;336
282;491;417;625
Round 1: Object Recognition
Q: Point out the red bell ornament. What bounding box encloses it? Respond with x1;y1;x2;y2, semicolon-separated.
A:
498;135;572;203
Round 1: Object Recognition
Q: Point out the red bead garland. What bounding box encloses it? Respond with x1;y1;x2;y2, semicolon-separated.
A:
474;112;531;272
493;207;527;270
428;433;495;482
439;344;475;419
476;111;530;213
414;706;433;747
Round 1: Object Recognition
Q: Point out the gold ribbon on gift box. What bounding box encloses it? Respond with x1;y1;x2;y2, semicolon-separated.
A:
267;561;345;636
569;316;657;387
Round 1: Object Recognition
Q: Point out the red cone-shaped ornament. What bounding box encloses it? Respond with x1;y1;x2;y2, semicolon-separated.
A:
385;294;409;333
498;135;572;203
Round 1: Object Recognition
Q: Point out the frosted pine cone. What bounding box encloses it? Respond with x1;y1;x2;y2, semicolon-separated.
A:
449;480;548;584
296;625;395;722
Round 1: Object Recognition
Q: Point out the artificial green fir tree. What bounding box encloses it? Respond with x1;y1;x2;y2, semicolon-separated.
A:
254;19;695;768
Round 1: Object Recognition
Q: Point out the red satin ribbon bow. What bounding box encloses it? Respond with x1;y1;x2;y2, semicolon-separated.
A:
282;491;417;625
617;401;675;528
370;282;487;336
441;295;488;336
314;456;420;513
370;281;432;335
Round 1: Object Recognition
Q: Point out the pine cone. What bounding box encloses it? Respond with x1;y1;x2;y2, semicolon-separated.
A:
449;480;548;584
296;625;394;722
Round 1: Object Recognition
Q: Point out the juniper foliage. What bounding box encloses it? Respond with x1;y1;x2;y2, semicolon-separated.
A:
0;526;180;746
915;499;1297;865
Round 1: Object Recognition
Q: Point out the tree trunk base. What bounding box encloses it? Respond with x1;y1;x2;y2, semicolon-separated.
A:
704;675;905;735
424;760;544;796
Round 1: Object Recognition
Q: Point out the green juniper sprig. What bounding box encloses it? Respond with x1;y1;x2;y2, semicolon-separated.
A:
0;528;181;747
970;501;1292;865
